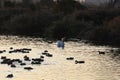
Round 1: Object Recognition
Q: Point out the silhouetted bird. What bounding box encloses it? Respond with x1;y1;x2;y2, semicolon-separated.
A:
6;74;13;78
98;51;105;54
66;57;74;60
10;47;13;50
11;64;16;68
75;60;85;64
24;67;33;70
20;63;26;66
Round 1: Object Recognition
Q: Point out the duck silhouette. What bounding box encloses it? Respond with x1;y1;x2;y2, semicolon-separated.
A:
98;51;105;54
75;60;85;64
10;64;16;68
6;74;13;78
66;57;74;60
24;67;33;70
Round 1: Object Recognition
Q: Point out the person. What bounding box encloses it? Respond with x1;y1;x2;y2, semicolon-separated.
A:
57;38;65;49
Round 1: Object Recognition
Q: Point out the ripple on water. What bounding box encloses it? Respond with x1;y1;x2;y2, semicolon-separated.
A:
0;36;120;80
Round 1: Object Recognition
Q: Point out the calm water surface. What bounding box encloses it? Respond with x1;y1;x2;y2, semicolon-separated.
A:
0;36;120;80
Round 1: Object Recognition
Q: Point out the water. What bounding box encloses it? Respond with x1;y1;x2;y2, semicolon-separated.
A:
0;36;120;80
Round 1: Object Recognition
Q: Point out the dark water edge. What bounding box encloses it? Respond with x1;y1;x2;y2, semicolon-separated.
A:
1;34;120;58
1;34;120;47
82;40;120;61
86;41;120;60
87;40;120;48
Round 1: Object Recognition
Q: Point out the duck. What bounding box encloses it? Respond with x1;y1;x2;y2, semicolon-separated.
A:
46;53;53;57
75;60;85;64
31;61;41;64
20;63;26;66
98;51;105;54
1;56;6;59
66;57;74;60
6;74;13;78
10;47;13;50
32;58;44;62
24;67;33;70
40;56;44;58
11;64;16;68
24;55;31;61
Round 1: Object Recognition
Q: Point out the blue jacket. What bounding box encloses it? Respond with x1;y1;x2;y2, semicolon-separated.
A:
57;41;64;48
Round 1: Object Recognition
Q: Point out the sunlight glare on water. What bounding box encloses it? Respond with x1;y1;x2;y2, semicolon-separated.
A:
0;36;120;80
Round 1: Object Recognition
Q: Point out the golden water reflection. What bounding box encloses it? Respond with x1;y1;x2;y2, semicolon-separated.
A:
0;36;120;80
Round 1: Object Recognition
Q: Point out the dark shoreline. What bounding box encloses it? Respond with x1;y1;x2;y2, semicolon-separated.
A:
0;7;120;49
0;34;120;48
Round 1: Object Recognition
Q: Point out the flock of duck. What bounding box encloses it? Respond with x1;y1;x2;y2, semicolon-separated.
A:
0;48;53;78
0;47;107;78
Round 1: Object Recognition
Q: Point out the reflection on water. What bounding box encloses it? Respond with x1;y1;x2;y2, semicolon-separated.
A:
0;36;120;80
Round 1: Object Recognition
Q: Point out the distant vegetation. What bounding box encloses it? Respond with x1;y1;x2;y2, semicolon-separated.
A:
0;0;120;47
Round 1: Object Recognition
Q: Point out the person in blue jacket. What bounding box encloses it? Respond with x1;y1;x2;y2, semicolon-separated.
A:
57;38;65;49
